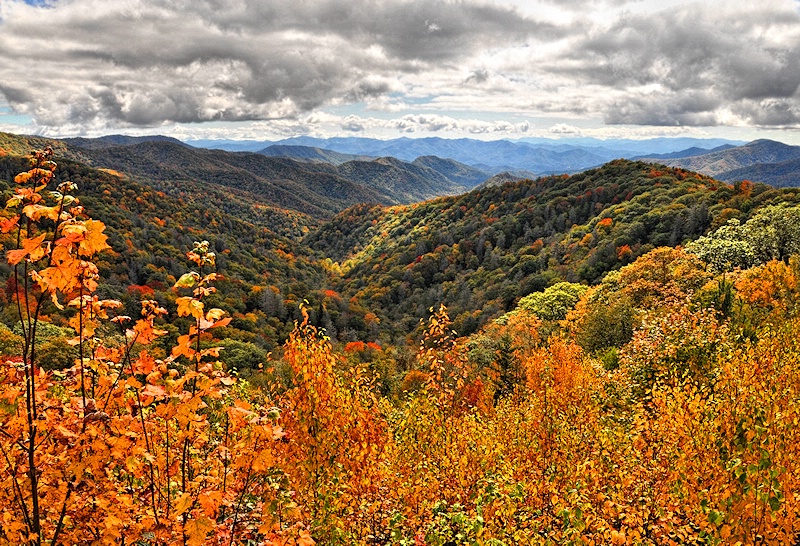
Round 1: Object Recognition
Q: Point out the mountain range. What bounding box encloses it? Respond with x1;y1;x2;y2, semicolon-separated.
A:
187;135;744;176
44;137;493;223
191;134;800;188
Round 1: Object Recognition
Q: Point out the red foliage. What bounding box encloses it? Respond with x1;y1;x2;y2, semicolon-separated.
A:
127;284;155;297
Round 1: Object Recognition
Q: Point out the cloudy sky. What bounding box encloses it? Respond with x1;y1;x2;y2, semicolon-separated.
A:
1;0;799;143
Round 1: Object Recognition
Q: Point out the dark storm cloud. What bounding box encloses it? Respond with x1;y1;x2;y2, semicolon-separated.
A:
181;0;556;61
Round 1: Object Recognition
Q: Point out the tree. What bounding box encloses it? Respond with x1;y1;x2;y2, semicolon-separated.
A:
514;282;588;322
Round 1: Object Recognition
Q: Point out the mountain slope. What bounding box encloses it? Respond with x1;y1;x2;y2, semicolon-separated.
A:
475;172;525;189
317;156;470;202
69;139;484;216
719;156;800;188
68;140;387;220
644;139;800;179
410;156;491;188
258;144;372;164
0;144;331;351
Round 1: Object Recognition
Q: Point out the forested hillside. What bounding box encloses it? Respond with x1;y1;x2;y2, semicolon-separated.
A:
309;160;800;339
0;148;330;357
4;133;800;354
68;137;485;213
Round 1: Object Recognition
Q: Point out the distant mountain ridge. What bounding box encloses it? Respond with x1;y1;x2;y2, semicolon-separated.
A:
187;135;744;176
642;139;800;187
636;144;737;161
63;134;186;150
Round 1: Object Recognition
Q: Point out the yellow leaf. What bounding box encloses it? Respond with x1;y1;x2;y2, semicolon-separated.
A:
22;204;59;222
78;219;110;256
14;172;31;184
205;308;226;321
176;296;204;319
174;493;193;516
185;515;213;546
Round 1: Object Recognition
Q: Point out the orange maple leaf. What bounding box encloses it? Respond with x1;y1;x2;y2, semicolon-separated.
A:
78;219;110;256
37;245;81;293
0;215;19;234
6;233;47;265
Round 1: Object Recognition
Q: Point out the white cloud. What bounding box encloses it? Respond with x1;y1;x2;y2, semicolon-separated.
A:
548;123;581;134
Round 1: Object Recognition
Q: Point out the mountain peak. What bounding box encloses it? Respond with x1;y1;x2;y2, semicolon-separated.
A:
745;138;790;146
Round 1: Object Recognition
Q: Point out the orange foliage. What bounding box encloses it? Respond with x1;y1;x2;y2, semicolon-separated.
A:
344;340;367;352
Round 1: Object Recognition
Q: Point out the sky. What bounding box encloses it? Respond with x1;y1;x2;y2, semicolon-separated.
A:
1;0;800;143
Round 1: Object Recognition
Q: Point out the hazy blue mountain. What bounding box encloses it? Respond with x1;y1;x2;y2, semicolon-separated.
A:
270;136;610;174
636;144;737;161
516;136;744;155
259;144;372;164
238;135;744;175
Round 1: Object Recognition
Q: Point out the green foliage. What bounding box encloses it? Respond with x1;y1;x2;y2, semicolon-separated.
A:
574;293;636;354
37;337;77;370
687;204;800;272
515;281;588;321
686;218;758;272
217;338;269;371
0;323;23;355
